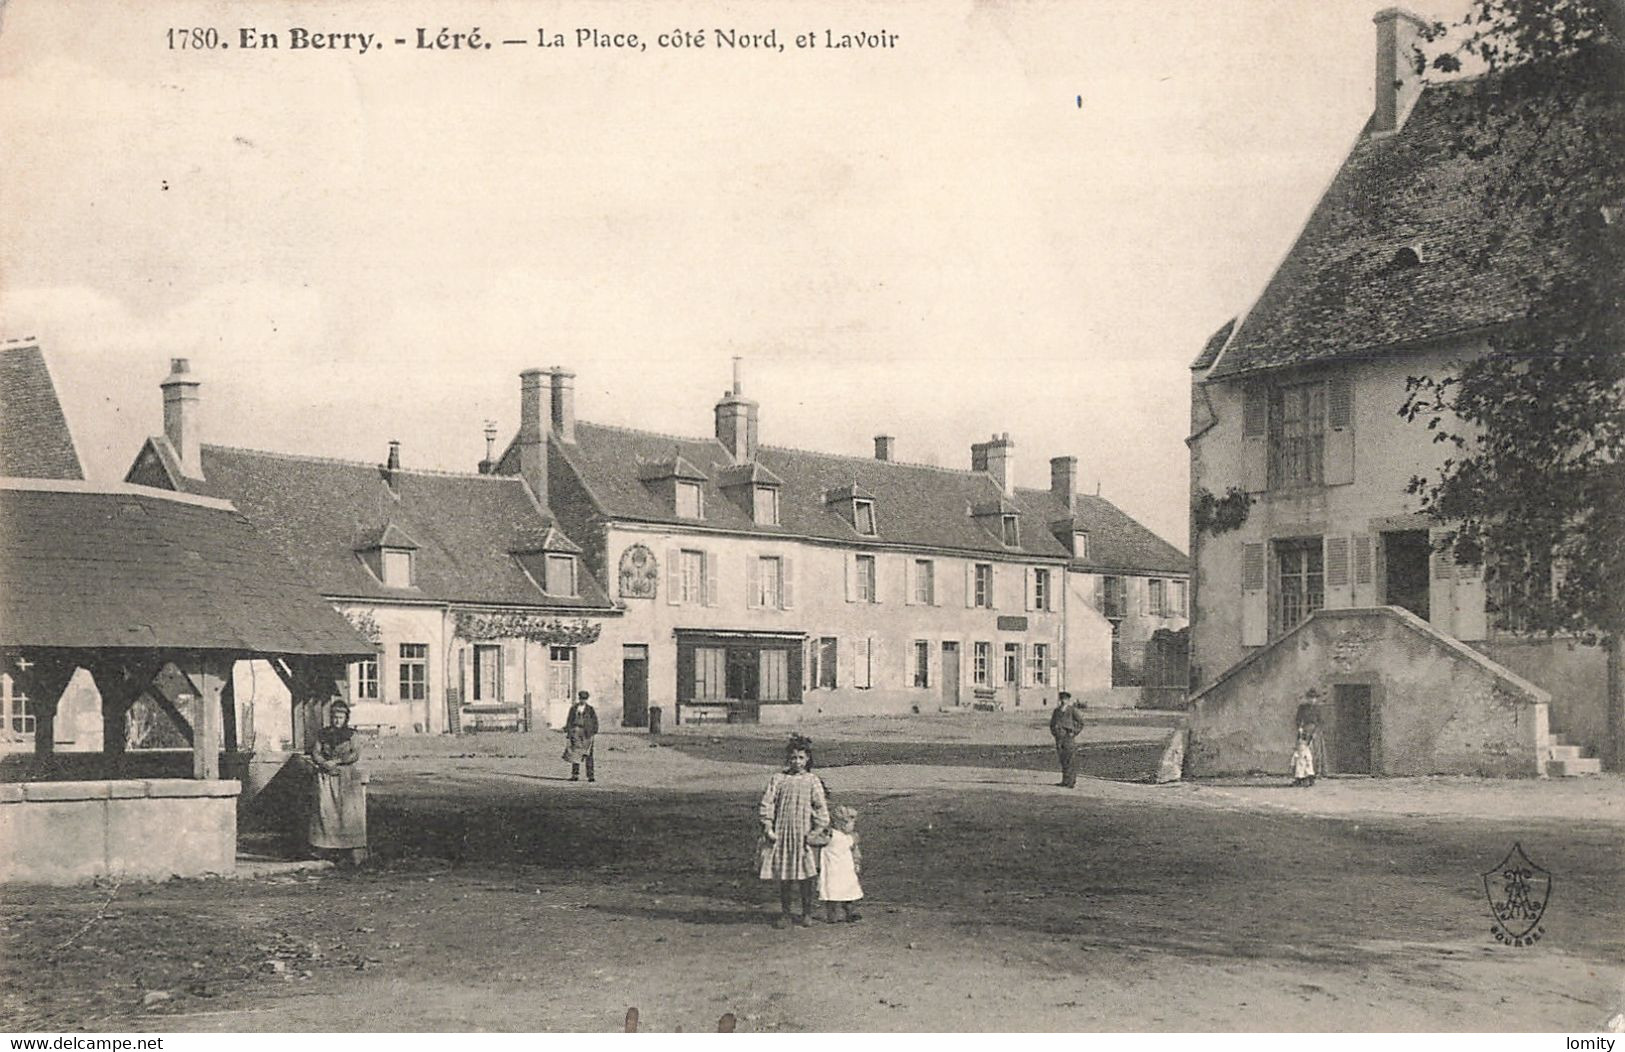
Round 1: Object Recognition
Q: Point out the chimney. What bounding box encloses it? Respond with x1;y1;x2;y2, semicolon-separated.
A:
549;366;576;444
714;356;759;463
160;358;204;479
478;420;498;475
874;435;896;462
971;432;1016;496
1050;456;1078;513
1372;8;1428;134
383;440;401;492
517;368;549;506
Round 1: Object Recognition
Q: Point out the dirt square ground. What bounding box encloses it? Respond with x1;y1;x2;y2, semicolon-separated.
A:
3;712;1621;1032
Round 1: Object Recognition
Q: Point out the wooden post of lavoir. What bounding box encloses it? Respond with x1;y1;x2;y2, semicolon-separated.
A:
279;656;350;754
10;652;78;758
188;654;233;780
89;656;164;759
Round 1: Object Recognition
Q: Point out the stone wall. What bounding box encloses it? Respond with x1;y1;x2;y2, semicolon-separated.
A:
0;779;239;884
1186;607;1549;778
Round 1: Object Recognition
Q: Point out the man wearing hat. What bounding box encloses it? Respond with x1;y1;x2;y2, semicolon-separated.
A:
1049;692;1085;787
563;689;600;782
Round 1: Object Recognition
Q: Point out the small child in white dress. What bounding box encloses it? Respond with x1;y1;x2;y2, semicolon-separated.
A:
819;805;864;923
1291;730;1316;787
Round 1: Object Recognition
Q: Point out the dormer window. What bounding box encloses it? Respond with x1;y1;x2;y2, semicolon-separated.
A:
1074;531;1089;560
676;481;704;520
381;549;414;587
1001;514;1020;547
544;553;578;596
753;485;780;526
355;522;421;589
853;499;877;536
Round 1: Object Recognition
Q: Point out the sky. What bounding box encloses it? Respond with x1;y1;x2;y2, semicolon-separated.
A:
0;0;1467;550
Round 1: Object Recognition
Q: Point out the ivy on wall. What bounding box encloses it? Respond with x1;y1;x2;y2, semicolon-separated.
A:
452;612;603;646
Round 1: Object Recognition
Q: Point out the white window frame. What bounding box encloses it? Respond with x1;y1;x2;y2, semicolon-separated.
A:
694;646;725;701
679;548;706;605
753;485;780;526
855;554;877;603
399;643;428;702
544;553;578;597
974;563;994;609
1001;514;1020;547
1034;568;1051;612
1149;578;1166;616
912;640;931;688
676;481;705;520
914;558;935;604
1002;642;1021;685
354;656;380;701
381;548;413;587
755;555;784;609
853;498;878;536
1172;579;1188;617
473;643;503;703
1074;531;1089;560
1030;643;1050;685
972;642;992;687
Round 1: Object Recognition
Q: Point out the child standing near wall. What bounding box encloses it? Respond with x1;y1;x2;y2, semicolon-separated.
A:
1291;729;1316;787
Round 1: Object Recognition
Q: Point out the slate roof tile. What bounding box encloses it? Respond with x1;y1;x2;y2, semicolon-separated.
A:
0;345;84;480
1207;48;1625;380
0;485;372;655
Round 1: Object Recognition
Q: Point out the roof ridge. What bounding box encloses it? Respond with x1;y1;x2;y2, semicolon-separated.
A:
202;443;523;481
578;418;994;478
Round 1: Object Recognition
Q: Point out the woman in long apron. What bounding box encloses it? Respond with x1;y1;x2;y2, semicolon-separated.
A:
307;701;368;863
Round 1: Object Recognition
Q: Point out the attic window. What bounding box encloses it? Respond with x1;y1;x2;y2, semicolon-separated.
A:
1074;531;1089;561
1001;514;1020;547
853;499;877;537
1391;245;1423;269
753;485;780;526
676;481;704;520
544;554;578;597
381;549;414;588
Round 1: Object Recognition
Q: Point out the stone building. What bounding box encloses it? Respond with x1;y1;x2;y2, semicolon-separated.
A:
490;363;1185;725
126;360;620;739
1185;11;1618;776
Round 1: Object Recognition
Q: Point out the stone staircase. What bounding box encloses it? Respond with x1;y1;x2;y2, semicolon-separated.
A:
1544;733;1602;777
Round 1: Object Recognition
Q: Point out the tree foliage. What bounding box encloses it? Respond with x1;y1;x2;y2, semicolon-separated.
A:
1400;1;1624;644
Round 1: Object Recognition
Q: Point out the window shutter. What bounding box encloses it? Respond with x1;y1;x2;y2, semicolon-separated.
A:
782;557;796;610
903;558;915;606
1093;575;1104;612
1324;376;1355;485
1242;385;1268;493
1454;550;1487;641
1241;542;1266;646
1024;568;1034;611
1021;644;1035;687
1428;530;1455;633
966;562;976;608
872;558;884;604
666;548;682;605
846;553;856;603
746;556;761;609
1353;535;1374;587
704;551;720;608
930;560;941;606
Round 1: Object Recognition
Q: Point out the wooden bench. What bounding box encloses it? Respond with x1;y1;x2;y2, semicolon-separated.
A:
679;703;732;725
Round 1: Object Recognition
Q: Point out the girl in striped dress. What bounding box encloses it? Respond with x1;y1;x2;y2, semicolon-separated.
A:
757;735;830;928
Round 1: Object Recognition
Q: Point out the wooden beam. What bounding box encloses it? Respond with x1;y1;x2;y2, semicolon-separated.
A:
138;686;194;746
220;671;239;753
88;656;164;756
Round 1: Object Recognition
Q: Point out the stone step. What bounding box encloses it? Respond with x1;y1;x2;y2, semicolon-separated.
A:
1545;744;1582;762
1549;757;1602;777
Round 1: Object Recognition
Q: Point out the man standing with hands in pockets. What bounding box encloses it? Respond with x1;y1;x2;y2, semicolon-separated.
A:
1050;691;1085;787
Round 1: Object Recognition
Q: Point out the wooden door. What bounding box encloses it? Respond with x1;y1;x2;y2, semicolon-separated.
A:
941;642;960;706
547;646;575;729
1332;684;1373;774
622;645;649;727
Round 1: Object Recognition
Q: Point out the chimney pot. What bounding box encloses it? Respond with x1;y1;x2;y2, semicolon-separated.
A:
874;435;896;462
549;367;577;444
714;361;759;463
159;358;204;479
515;369;549;505
1050;456;1078;513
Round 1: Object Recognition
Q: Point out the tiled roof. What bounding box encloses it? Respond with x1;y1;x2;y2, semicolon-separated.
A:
0;345;84;480
145;443;615;610
554;422;1073;560
0;482;372;655
1206;47;1624;380
1190;318;1235;372
1016;488;1190;576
